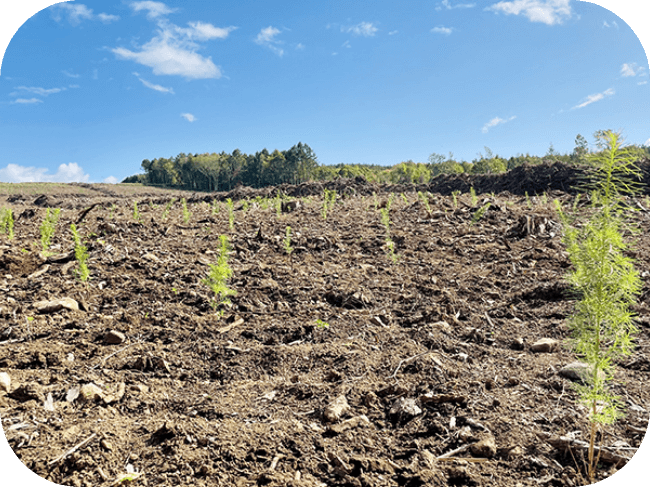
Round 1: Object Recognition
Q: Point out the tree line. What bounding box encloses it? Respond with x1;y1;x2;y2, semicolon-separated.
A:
123;132;649;190
122;143;319;192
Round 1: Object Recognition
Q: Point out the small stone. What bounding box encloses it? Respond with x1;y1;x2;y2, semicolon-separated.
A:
531;338;558;353
129;383;149;394
100;439;114;452
0;372;11;393
104;330;126;345
470;433;497;458
79;383;104;403
34;297;79;314
510;337;525;350
323;395;350;423
370;316;386;327
328;415;371;434
142;253;160;262
559;361;603;383
389;397;422;423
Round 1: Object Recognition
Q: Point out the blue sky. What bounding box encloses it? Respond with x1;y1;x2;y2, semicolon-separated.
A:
0;0;648;184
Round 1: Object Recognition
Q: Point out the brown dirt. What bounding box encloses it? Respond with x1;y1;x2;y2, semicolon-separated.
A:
1;162;649;487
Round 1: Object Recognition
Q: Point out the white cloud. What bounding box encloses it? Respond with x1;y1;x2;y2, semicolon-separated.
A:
486;0;572;26
0;163;90;183
436;0;476;10
342;40;351;49
130;1;177;20
388;30;399;36
255;26;285;57
184;22;237;41
134;73;175;93
103;176;119;184
621;63;644;77
603;20;618;29
295;43;306;50
14;86;65;96
571;88;615;110
62;70;80;79
97;13;120;23
431;26;454;35
181;113;197;122
482;115;516;133
644;138;650;147
639;81;648;86
11;98;43;104
113;6;231;79
342;22;378;37
51;3;119;25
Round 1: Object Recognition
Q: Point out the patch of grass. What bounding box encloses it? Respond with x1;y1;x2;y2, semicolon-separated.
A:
321;189;337;220
315;319;330;329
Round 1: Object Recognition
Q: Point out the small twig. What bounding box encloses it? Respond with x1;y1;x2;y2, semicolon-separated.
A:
390;351;430;379
436;457;489;463
270;454;284;471
91;341;139;369
436;444;471;460
49;433;97;465
0;338;24;346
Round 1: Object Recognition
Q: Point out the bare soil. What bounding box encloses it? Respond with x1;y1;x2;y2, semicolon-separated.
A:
1;162;649;487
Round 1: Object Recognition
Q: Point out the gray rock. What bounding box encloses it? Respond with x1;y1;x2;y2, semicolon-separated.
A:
559;361;602;383
104;330;126;345
34;297;79;314
531;338;558;353
389;397;422;422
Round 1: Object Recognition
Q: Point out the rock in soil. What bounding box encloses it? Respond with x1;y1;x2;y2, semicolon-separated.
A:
470;433;497;458
530;337;558;353
103;330;126;345
323;395;350;423
0;372;11;393
33;297;79;313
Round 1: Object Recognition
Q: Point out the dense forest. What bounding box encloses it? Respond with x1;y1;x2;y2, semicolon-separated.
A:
122;133;650;191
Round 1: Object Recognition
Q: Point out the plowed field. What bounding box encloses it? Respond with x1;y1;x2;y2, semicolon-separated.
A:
1;162;649;487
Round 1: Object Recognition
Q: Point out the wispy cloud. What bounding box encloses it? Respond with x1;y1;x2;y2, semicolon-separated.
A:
571;88;615;110
621;63;645;77
255;26;284;57
436;0;476;10
134;73;175;93
602;20;619;29
14;86;65;96
51;3;119;26
0;163;90;183
103;176;119;184
11;98;43;105
482;115;516;133
130;1;177;20
342;22;378;37
388;30;399;36
486;0;572;26
112;3;233;79
638;81;648;86
431;26;454;35
62;70;80;79
181;113;197;122
645;138;650;147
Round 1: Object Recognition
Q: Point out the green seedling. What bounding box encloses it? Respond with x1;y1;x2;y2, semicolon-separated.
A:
470;187;478;207
212;199;220;215
242;200;250;212
202;235;237;313
109;204;116;219
226;198;235;230
452;190;461;208
40;208;60;252
573;193;582;212
70;223;89;282
525;191;532;209
372;191;379;211
386;193;395;212
321;189;337;220
284;226;293;255
1;208;14;239
133;201;140;221
541;192;548;205
401;193;408;204
556;131;642;484
181;198;191;224
315;319;330;329
162;198;175;220
471;202;491;225
417;191;432;216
